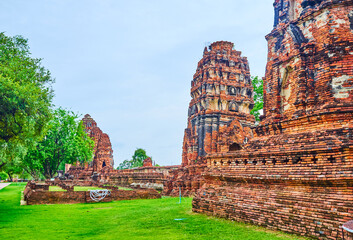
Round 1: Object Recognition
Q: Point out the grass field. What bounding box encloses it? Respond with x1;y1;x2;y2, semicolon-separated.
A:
0;183;306;240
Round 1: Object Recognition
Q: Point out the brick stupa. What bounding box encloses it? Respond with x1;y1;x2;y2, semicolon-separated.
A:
165;41;255;196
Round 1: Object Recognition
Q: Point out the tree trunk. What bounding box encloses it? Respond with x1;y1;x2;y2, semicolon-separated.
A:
8;173;13;182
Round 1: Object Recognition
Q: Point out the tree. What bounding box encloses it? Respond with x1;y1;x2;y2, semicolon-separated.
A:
23;108;94;179
117;148;152;170
2;159;22;182
116;159;132;170
250;76;264;122
0;171;8;181
0;33;54;169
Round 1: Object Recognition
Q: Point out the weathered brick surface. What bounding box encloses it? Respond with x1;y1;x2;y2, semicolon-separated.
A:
24;182;161;205
192;0;353;239
193;180;353;239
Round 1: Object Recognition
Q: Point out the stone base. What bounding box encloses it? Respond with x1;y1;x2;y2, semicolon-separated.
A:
24;182;161;205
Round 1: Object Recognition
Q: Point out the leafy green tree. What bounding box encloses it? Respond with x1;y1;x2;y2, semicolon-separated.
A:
0;33;54;168
23;108;94;179
117;148;152;170
250;76;264;122
116;159;132;170
2;159;22;182
0;171;8;181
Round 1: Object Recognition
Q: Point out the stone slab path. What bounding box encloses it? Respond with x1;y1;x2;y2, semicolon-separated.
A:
0;183;10;190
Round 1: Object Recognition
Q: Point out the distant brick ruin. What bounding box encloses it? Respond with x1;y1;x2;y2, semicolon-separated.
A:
66;114;114;179
192;0;353;239
66;115;179;190
165;41;255;196
82;114;114;172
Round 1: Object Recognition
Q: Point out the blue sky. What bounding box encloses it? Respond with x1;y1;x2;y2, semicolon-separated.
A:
1;0;274;166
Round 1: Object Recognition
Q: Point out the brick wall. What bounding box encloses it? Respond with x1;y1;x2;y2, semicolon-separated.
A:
24;183;160;205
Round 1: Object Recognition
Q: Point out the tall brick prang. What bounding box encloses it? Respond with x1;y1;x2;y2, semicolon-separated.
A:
183;41;255;165
165;41;255;196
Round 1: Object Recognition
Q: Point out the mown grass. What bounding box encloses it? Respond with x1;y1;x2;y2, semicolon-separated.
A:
0;183;307;240
116;186;134;191
49;186;67;191
73;186;104;191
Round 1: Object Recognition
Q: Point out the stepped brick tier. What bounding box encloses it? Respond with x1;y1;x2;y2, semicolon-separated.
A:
193;0;353;239
165;41;256;196
66;114;114;178
24;181;161;205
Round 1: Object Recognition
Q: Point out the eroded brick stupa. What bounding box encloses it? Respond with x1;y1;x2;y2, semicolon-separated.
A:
165;41;255;196
66;114;114;178
82;114;114;171
193;0;353;239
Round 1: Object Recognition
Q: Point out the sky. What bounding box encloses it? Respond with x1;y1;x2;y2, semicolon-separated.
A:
0;0;274;167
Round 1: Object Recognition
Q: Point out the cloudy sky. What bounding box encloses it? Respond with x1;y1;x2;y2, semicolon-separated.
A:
1;0;274;167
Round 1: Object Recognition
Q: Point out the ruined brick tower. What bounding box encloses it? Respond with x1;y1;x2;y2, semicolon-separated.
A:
165;41;255;196
82;114;114;172
265;0;353;123
182;41;255;166
193;1;353;239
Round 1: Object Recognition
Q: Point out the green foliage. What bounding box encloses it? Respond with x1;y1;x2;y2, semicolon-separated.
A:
0;33;54;168
2;158;23;181
250;76;264;122
0;171;8;181
23;108;95;179
117;148;152;170
0;183;306;240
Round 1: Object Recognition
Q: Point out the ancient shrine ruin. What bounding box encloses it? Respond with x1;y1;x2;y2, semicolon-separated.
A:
66;114;114;179
192;0;353;239
165;41;256;196
65;114;179;191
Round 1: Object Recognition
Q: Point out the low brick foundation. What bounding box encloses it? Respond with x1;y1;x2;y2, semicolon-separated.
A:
193;178;353;239
24;182;161;205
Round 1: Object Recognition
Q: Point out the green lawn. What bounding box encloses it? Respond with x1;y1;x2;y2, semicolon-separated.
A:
116;186;134;191
49;186;66;191
73;186;104;191
0;183;306;240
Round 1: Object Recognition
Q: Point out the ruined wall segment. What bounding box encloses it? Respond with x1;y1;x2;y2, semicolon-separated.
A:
193;1;353;239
